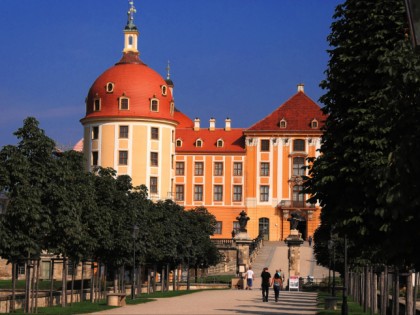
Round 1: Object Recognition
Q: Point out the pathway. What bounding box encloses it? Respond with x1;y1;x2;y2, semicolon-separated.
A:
91;241;329;315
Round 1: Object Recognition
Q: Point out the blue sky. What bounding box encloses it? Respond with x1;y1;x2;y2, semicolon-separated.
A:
0;0;341;149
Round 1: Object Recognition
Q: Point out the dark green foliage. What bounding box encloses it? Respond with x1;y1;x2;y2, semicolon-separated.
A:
305;0;420;270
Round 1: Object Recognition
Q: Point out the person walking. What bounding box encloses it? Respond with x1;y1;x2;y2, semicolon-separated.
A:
308;235;313;247
271;270;283;302
244;266;255;290
260;267;271;302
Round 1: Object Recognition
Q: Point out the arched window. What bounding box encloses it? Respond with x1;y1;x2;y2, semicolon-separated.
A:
216;139;224;147
176;139;182;147
311;119;318;129
279;118;287;128
196;139;203;147
259;218;269;241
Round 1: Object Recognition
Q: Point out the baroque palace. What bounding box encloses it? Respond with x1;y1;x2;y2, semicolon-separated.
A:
75;2;327;242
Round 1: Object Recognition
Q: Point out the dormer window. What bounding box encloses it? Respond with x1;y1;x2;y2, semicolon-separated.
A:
161;85;167;96
119;97;129;110
311;119;318;129
176;139;183;147
279;118;287;128
217;139;224;147
93;98;101;111
195;139;203;148
106;82;114;93
150;98;159;112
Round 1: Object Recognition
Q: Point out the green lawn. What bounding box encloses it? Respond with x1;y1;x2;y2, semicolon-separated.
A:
316;292;377;315
10;290;205;314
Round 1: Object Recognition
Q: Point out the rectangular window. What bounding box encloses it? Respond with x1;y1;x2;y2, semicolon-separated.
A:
93;99;101;111
119;125;129;138
260;185;269;202
214;162;223;176
119;151;128;165
233;185;242;201
175;162;185;175
151;99;159;112
151;127;159;140
214;221;222;235
67;261;75;276
195;162;204;176
17;263;26;276
175;185;184;201
214;185;223;201
194;185;203;201
233;162;243;176
261;139;270;152
150;177;158;194
92;151;98;166
120;98;129;110
151;152;158;166
260;162;270;176
92;126;99;140
233;221;240;234
293;139;305;152
293;157;305;175
293;185;304;207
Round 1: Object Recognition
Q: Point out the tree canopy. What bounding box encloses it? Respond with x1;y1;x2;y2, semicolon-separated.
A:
305;0;420;270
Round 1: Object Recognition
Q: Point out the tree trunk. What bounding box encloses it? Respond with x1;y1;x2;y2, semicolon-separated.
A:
392;268;399;315
98;263;102;300
380;270;386;315
384;266;389;314
153;265;157;293
49;260;55;307
80;261;85;302
161;266;165;292
62;257;67;307
372;270;377;315
413;272;419;315
103;264;108;299
113;269;118;293
35;259;40;313
90;261;94;302
70;261;75;305
166;264;170;292
137;264;142;296
406;271;413;315
25;260;31;313
11;262;16;312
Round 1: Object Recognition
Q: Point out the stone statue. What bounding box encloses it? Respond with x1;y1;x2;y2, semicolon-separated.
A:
288;212;302;230
236;210;250;233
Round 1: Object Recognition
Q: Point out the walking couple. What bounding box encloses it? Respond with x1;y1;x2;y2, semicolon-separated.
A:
261;267;283;302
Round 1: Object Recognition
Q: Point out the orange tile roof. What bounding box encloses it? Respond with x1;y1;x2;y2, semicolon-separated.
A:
175;128;245;154
246;91;326;133
174;108;194;128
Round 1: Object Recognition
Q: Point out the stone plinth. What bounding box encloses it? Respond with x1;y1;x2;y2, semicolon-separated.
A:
234;232;252;269
285;229;304;277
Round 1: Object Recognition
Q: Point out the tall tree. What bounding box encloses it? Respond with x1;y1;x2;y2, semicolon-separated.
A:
305;0;420;268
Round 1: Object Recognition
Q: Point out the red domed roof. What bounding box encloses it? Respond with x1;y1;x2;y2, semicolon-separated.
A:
83;53;176;123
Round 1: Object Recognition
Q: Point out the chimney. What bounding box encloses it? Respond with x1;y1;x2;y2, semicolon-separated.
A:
297;83;304;93
224;118;231;131
209;118;216;131
194;118;200;131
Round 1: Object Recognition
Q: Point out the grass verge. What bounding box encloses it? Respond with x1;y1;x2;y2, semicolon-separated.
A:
317;291;377;315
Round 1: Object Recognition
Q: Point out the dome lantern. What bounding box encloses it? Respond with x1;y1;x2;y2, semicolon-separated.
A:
123;0;139;54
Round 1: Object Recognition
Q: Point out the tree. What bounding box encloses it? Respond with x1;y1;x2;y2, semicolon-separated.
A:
305;0;420;269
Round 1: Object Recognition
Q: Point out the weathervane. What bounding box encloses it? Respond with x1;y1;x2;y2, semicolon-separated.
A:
166;60;171;80
127;0;137;25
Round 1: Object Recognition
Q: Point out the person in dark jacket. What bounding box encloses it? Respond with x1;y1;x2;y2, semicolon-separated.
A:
260;267;271;302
